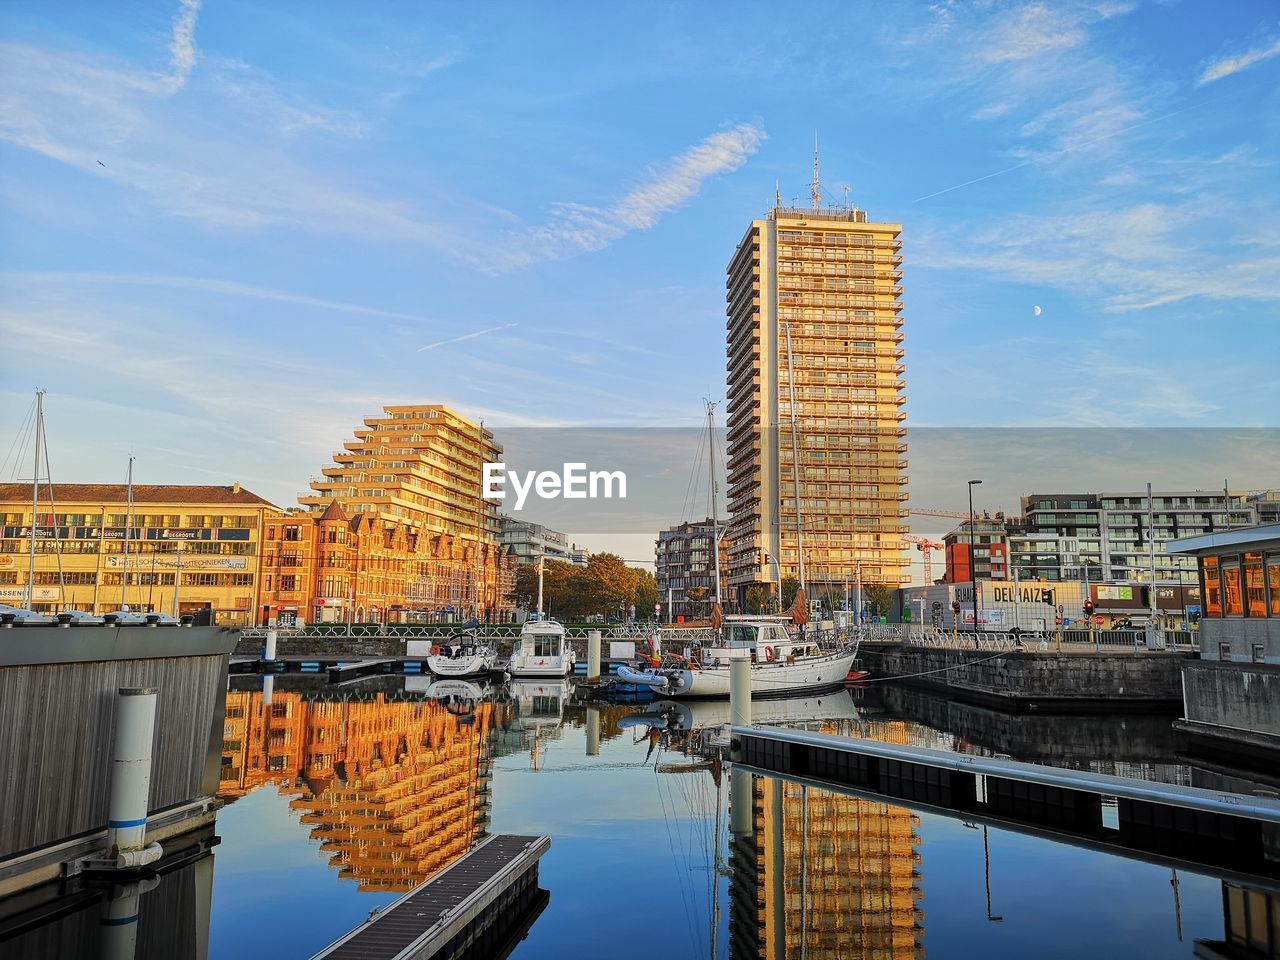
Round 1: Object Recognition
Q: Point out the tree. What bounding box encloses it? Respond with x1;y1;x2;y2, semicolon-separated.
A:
864;583;895;618
744;585;766;615
686;586;708;604
632;568;659;619
780;576;800;610
508;559;575;613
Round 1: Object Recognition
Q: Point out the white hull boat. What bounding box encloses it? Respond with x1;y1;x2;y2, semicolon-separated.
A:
623;618;859;699
425;640;500;678
508;618;576;677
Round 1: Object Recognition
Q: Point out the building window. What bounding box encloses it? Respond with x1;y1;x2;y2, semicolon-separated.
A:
1203;556;1221;617
1219;643;1232;661
1244;553;1266;617
1222;560;1243;617
1254;644;1267;664
1269;559;1280;617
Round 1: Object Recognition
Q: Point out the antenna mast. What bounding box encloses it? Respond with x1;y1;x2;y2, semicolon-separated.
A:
811;132;821;210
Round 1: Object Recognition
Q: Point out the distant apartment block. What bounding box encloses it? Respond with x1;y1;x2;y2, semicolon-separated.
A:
1012;491;1256;583
941;517;1009;583
724;204;908;608
655;518;725;620
499;517;588;567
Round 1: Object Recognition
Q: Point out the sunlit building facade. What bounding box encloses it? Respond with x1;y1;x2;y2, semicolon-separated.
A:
218;689;505;891
259;404;515;624
0;482;274;624
725;206;909;608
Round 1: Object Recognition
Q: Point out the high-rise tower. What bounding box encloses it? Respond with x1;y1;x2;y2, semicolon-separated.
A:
725;202;909;607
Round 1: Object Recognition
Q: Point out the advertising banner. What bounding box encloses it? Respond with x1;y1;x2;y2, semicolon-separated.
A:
104;555;249;571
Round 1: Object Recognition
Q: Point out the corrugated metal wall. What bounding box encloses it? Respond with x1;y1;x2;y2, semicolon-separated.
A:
0;654;228;858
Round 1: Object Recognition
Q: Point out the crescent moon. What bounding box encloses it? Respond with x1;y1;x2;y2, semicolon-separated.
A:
1034;305;1043;316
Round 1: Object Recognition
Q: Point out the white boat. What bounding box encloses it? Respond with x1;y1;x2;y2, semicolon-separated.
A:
622;618;858;699
634;690;860;732
507;677;570;725
424;636;501;678
508;618;576;677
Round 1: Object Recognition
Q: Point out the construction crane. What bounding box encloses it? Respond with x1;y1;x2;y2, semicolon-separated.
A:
902;533;945;583
909;508;1008;522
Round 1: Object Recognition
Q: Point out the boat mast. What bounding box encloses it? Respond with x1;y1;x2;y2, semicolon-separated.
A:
706;400;721;607
536;554;545;619
121;456;134;610
27;390;45;611
784;323;806;592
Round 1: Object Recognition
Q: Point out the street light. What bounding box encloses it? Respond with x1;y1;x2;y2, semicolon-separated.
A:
968;480;983;645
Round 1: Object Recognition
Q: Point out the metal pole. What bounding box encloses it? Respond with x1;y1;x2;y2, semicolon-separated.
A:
968;480;982;646
784;323;805;592
171;543;183;617
707;400;722;606
536;554;544;618
27;390;44;611
1147;482;1158;624
121;457;134;611
587;629;601;680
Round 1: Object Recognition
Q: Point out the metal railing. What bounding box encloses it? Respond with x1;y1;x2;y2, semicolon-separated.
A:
858;624;1199;653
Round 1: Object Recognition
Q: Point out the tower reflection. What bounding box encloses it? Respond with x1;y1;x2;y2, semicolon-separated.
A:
218;688;508;891
729;721;926;960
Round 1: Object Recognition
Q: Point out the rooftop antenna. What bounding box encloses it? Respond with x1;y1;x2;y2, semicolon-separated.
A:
842;184;850;210
775;180;782;208
811;131;821;210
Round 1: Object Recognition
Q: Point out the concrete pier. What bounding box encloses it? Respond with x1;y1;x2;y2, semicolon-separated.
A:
859;643;1186;711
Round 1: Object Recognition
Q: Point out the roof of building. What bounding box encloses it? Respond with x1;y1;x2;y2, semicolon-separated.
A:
0;482;276;507
320;500;350;522
1166;522;1280;555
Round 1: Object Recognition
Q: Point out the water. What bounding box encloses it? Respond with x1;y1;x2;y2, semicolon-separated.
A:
6;674;1268;958
198;675;1259;959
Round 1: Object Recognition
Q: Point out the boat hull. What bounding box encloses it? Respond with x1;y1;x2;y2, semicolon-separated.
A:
666;649;858;699
508;653;575;678
426;653;499;677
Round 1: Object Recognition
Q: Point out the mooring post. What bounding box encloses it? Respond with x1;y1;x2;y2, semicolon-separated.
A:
264;627;278;662
587;629;601;680
262;673;274;707
106;688;163;869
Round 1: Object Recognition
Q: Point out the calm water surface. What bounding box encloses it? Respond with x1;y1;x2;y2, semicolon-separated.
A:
192;674;1259;959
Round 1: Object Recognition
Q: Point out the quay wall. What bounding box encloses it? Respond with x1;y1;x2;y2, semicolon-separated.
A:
858;643;1186;709
0;626;237;894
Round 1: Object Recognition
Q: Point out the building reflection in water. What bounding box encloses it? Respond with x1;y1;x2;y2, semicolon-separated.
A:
218;687;509;891
1197;882;1280;959
728;720;926;960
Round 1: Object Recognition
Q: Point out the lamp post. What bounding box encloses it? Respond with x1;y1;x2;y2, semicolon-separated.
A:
968;480;983;645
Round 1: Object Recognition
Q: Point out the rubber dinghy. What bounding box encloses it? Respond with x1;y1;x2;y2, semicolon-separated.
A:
616;664;667;687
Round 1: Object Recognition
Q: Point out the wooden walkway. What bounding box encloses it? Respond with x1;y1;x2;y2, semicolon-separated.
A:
311;834;550;960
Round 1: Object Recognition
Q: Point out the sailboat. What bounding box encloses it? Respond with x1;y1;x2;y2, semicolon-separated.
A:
619;367;859;699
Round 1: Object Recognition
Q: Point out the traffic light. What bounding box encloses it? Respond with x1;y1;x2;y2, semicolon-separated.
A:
951;600;961;613
1084;599;1095;616
1042;589;1054;606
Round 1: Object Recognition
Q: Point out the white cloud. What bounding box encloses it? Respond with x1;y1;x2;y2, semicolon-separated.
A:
507;123;766;267
164;0;203;93
1198;35;1280;85
980;4;1087;64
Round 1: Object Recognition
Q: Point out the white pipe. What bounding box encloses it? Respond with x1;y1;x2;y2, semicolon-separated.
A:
264;627;278;661
262;673;274;708
107;687;158;857
587;629;601;680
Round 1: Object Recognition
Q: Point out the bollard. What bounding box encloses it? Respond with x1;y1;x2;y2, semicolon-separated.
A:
98;877;157;960
729;648;752;762
264;627;278;662
105;688;163;869
730;767;753;837
587;629;601;681
586;707;600;757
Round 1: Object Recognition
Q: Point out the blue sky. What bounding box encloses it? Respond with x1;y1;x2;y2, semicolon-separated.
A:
2;1;1278;521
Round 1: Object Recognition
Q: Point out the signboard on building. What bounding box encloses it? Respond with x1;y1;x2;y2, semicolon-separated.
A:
2;526;252;542
104;555;248;571
1098;585;1134;601
0;587;59;602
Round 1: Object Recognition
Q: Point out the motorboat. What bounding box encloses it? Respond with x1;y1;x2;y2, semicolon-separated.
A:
618;618;858;699
424;635;501;678
508;618;576;677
